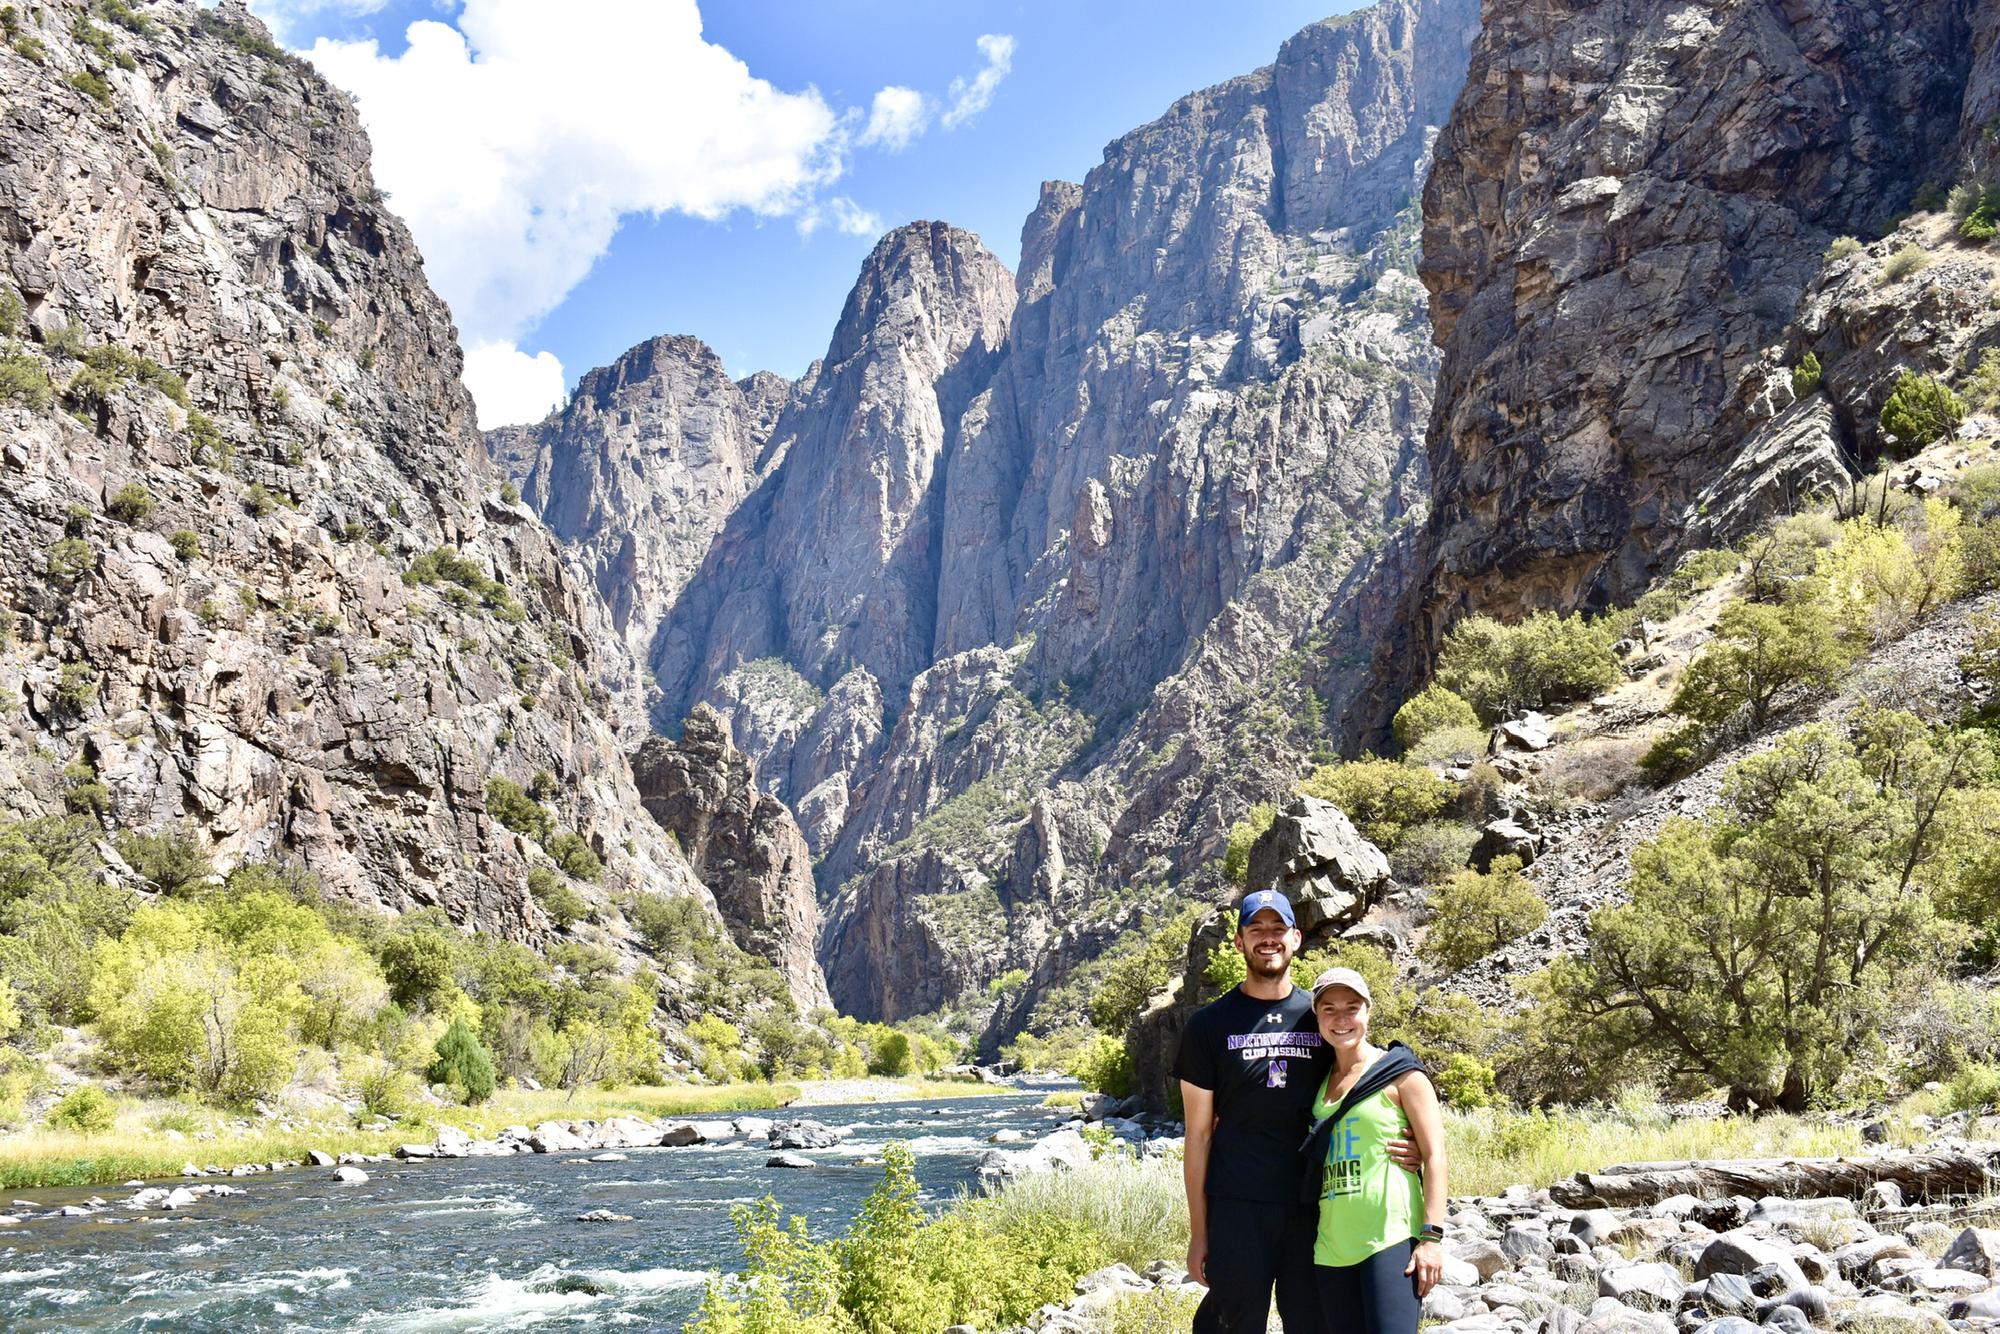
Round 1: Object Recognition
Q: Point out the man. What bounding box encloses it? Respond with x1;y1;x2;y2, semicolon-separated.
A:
1174;890;1417;1333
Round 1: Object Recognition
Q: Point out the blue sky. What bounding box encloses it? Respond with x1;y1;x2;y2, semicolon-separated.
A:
267;0;1361;424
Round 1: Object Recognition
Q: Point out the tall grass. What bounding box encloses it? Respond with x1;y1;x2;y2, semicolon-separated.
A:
976;1153;1187;1269
1443;1104;1873;1197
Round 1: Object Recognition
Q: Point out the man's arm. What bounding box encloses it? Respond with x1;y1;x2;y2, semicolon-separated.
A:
1180;1080;1216;1285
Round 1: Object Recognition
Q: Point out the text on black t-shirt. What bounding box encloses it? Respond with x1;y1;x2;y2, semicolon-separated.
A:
1170;985;1331;1204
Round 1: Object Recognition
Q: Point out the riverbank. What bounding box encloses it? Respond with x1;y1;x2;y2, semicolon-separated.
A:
0;1074;1003;1189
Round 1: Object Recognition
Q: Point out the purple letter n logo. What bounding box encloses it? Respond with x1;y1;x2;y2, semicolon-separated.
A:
1267;1060;1288;1089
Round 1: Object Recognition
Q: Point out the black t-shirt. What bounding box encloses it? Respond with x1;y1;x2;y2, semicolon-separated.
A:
1171;984;1331;1203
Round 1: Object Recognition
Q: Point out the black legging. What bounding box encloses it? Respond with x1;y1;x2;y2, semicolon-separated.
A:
1315;1238;1422;1334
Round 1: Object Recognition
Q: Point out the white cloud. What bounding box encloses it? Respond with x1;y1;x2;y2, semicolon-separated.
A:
859;85;927;152
247;0;391;44
797;196;882;239
304;0;847;350
462;340;566;429
940;33;1013;130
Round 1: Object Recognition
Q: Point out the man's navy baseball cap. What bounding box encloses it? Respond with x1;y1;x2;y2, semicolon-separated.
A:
1237;889;1296;928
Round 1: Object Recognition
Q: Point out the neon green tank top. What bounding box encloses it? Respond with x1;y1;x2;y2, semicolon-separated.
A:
1311;1074;1424;1267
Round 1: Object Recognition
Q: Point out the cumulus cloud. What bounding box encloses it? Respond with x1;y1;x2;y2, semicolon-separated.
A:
798;196;883;239
461;341;567;429
941;33;1013;130
247;0;391;44
305;0;846;349
858;85;928;152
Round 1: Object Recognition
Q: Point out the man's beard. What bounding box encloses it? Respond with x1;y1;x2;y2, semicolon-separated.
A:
1246;950;1291;978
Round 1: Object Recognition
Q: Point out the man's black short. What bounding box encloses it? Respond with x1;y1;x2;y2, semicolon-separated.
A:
1191;1198;1323;1334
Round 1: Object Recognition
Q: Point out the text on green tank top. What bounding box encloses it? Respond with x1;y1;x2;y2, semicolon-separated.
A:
1311;1078;1423;1267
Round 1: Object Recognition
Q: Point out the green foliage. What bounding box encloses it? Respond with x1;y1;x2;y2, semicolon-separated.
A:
1882;243;1931;284
1298;757;1453;849
1393;684;1480;753
527;865;587;928
106;482;153;523
1818;499;1964;641
46;536;95;587
187;411;230;469
42;324;84;360
0;285;18;336
1436;611;1621;722
1965;349;2000;415
499;481;520;505
1826;235;1863;261
687;1012;744;1084
194;8;293;64
66;69;113;107
114;824;212;897
0;353;50;409
54;662;98;719
1086;903;1202;1037
1879;371;1965;454
0;815;131;1031
986;968;1028;997
1791;351;1822;399
1958;184;2000;242
484;777;553;842
1537;720;1986;1110
867;1030;912;1077
1431;1052;1499;1108
1419;856;1547;971
1657;597;1851;739
1389;820;1479;887
1221;803;1276;886
404;546;526;622
1073;1031;1135;1096
427;1016;497;1103
169;529;200;561
49;1084;116;1135
545;831;602;883
1945;1061;2000;1112
243;484;278;517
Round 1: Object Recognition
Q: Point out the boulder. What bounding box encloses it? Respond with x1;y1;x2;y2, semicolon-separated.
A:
659;1123;704;1148
1425;1286;1475;1323
1504;1221;1556;1263
589;1152;631;1164
1694;1320;1762;1334
1454;1240;1509;1280
689;1121;736;1142
1701;1272;1756;1316
1838;1296;1949;1333
1949;1290;2000;1322
576;1209;634;1222
306;1149;336;1167
396;1143;435;1160
162;1187;200;1209
1754;1286;1829;1324
1940;1226;2000;1277
433;1126;473;1158
769;1119;843;1150
1697;1232;1804;1287
1746;1197;1851;1225
766;1153;817;1169
333;1166;369;1184
1244;796;1390;933
733;1117;773;1139
1599;1262;1685;1311
1571;1210;1623;1248
1494;713;1553;752
1760;1306;1811;1334
529;1121;588;1154
593;1116;661;1149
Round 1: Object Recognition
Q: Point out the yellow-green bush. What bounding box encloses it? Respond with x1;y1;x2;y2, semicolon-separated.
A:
1436;611;1621;723
1419;856;1547;972
1299;757;1454;849
1392;684;1479;753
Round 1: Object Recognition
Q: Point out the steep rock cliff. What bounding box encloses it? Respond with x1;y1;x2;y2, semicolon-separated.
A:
0;1;734;991
631;706;829;1012
1413;0;1985;642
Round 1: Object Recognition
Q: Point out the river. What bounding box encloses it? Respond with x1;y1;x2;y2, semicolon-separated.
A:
0;1087;1073;1331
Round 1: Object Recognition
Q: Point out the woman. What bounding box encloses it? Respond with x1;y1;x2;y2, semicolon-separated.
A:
1299;966;1447;1334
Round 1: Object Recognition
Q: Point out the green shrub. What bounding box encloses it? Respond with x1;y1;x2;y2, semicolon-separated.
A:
187;411;229;469
484;777;553;842
1959;185;2000;242
1074;1032;1135;1096
1825;235;1862;261
1790;351;1822;399
1436;610;1621;722
43;324;84;360
499;481;520;505
114;823;212;896
868;1030;912;1077
546;831;602;883
1882;243;1931;284
1221;803;1276;885
1945;1061;2000;1113
66;69;112;107
46;536;94;586
1389;820;1479;887
48;1084;116;1134
1298;757;1453;849
1419;856;1547;971
106;482;153;523
244;484;277;517
1392;684;1480;753
54;662;97;718
1663;597;1852;736
1431;1052;1499;1108
1880;371;1965;454
405;546;526;622
0;353;50;409
427;1016;497;1103
169;529;200;561
1406;723;1486;767
527;865;587;928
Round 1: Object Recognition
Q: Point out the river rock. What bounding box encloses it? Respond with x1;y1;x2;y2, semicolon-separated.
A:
593;1117;660;1149
1503;1221;1554;1263
734;1117;773;1139
1600;1262;1684;1311
161;1188;201;1210
307;1149;336;1167
1698;1232;1802;1285
1761;1305;1812;1334
589;1152;631;1163
660;1123;704;1148
1949;1290;2000;1322
1841;1296;1950;1333
396;1143;435;1160
333;1166;370;1184
433;1126;473;1158
576;1209;634;1222
1426;1287;1475;1322
1494;713;1552;752
767;1153;817;1169
529;1122;588;1154
768;1120;842;1150
989;1128;1025;1144
1694;1319;1762;1334
1455;1240;1508;1281
1940;1226;2000;1277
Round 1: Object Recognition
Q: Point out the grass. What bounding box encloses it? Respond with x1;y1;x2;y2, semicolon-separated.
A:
1442;1104;1882;1197
975;1152;1187;1270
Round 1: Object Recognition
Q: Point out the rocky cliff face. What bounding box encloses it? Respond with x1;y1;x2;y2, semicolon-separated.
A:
0;1;746;999
1412;0;1988;647
631;706;828;1012
525;0;1482;1025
